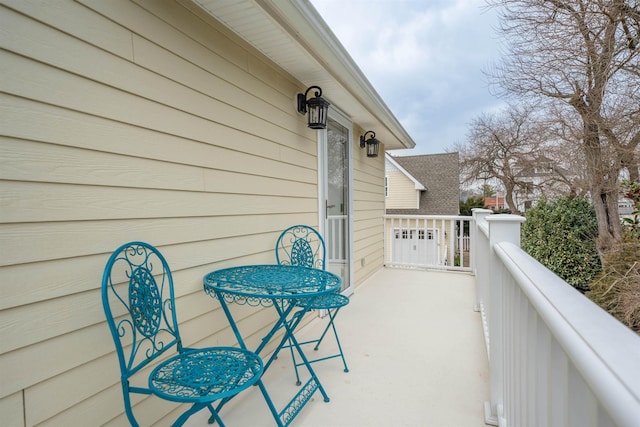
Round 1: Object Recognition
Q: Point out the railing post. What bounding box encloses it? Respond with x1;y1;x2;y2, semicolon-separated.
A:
471;209;492;307
483;214;526;426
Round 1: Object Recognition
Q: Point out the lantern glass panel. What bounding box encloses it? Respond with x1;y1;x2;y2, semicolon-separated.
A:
366;139;379;157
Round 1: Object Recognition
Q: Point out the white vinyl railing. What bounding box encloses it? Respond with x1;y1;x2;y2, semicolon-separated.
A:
327;215;347;263
472;209;640;427
383;215;472;271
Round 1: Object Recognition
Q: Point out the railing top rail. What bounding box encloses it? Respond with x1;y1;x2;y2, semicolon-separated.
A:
495;241;640;426
471;209;492;238
477;222;489;238
384;215;472;221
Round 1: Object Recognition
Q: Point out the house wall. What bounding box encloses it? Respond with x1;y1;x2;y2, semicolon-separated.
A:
0;0;385;425
353;129;386;282
385;170;419;209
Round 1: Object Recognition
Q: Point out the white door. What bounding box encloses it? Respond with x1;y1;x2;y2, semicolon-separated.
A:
320;116;352;294
392;228;438;265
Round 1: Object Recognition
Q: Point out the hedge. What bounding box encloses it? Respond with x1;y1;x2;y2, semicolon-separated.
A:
521;197;601;292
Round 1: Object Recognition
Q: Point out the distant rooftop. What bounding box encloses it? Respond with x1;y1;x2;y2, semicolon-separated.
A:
386;153;460;215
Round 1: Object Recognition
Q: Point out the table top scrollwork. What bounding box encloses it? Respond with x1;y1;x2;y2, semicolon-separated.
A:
203;264;341;302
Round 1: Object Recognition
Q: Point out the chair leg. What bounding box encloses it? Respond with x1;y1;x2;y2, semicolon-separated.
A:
206;403;226;426
313;308;339;350
122;383;142;427
287;336;303;386
174;403;211;427
276;308;306;386
328;314;349;373
311;308;349;373
261;303;301;373
283;307;350;383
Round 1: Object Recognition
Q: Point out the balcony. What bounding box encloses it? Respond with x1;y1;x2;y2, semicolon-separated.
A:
186;211;640;427
186;267;488;426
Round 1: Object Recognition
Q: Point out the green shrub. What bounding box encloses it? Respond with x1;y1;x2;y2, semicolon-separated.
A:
521;197;601;292
459;196;485;216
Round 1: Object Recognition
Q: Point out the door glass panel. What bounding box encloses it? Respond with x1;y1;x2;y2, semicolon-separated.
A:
326;119;349;291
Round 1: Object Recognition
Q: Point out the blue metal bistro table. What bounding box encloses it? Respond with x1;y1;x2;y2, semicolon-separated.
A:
203;264;342;426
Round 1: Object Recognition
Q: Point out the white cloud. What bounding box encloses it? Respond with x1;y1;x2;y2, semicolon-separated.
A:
311;0;503;154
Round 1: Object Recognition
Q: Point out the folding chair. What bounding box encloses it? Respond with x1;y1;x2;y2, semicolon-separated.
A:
275;225;350;384
101;241;278;427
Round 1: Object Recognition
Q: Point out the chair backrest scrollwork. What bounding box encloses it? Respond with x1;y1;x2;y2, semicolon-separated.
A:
275;225;326;270
102;242;181;379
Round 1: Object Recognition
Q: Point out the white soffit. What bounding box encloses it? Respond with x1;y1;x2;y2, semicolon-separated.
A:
190;0;415;150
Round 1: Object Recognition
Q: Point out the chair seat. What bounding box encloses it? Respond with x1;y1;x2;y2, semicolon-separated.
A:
149;347;263;403
301;293;349;310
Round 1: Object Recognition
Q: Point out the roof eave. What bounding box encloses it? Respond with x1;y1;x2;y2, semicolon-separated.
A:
190;0;416;151
385;153;426;190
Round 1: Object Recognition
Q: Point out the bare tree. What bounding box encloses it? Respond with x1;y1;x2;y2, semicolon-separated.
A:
458;104;552;214
544;102;594;197
487;0;640;253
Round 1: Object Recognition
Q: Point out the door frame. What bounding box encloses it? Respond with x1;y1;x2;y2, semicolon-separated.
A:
317;108;354;296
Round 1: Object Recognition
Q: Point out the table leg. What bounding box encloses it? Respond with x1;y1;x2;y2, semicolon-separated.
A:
271;301;331;403
261;300;332;426
214;294;331;426
257;300;298;361
214;295;284;427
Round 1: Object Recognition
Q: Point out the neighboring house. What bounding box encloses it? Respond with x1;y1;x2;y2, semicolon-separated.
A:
619;198;635;217
0;1;415;425
484;196;506;211
514;158;577;212
385;152;460;215
384;152;460;266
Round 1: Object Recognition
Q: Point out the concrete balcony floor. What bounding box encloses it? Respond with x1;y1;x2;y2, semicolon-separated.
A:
186;267;489;427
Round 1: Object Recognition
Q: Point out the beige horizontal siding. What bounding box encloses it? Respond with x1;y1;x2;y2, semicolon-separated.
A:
0;0;390;425
1;5;310;155
0;181;316;223
0;213;312;273
0;0;321;424
353;138;385;283
385;170;419;209
0;98;315;182
0;137;317;194
1;52;309;164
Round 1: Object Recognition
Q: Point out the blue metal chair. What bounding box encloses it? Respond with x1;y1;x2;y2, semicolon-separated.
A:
275;225;350;384
101;242;275;427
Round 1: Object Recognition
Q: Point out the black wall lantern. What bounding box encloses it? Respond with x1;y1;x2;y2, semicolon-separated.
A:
297;86;330;129
360;131;380;158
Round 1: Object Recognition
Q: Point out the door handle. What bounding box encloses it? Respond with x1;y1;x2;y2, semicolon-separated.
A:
326;201;335;217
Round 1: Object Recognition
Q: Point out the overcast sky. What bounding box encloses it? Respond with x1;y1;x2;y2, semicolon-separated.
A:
310;0;507;155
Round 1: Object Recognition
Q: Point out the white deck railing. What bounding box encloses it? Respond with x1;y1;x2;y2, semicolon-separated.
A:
327;215;347;263
472;209;640;427
384;215;472;271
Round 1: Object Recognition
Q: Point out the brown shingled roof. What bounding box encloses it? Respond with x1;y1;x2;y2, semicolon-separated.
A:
386;153;460;215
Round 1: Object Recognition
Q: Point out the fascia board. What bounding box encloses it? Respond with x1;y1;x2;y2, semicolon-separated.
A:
385;153;426;191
